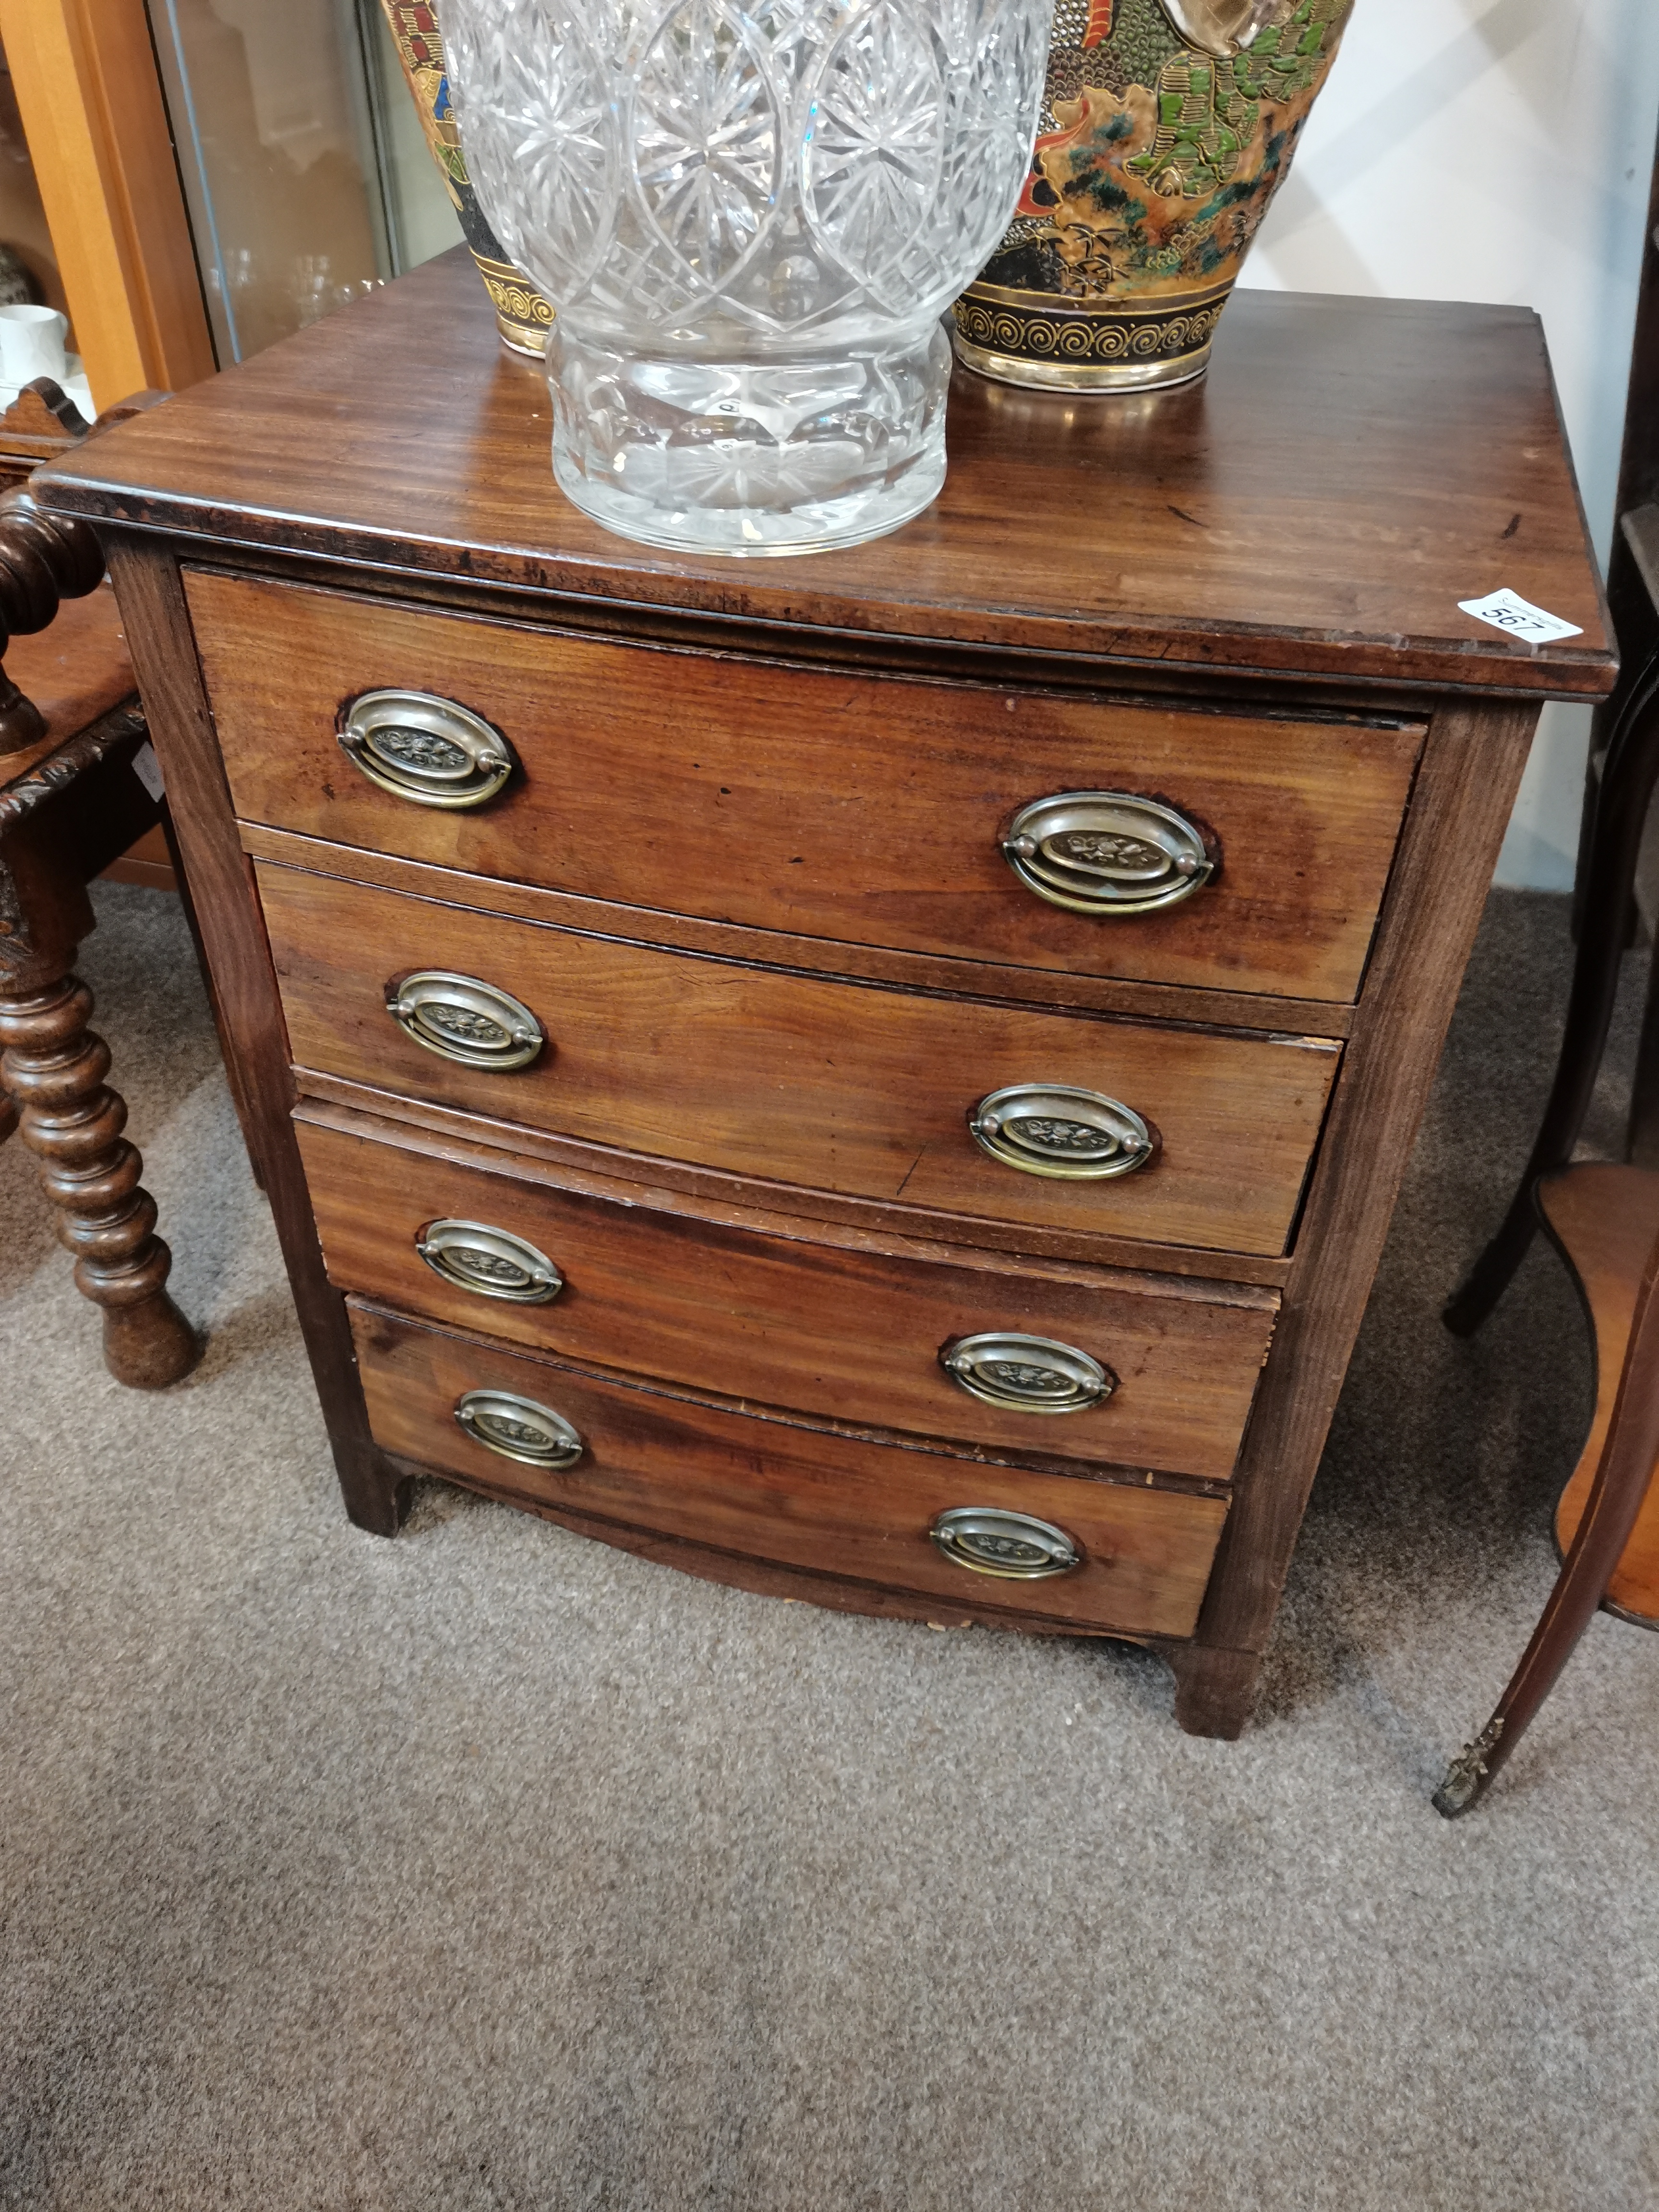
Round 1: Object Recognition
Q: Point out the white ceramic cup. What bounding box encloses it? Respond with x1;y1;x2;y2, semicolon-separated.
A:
0;304;70;387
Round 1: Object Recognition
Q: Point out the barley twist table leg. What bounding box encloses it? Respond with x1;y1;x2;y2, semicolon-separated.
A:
0;970;201;1388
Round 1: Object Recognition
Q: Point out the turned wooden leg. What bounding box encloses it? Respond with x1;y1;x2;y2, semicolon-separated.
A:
0;969;202;1388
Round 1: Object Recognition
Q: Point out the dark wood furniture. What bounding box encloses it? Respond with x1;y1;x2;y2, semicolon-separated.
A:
0;385;200;1388
1446;118;1659;1332
1436;1166;1659;1814
0;382;180;895
0;380;95;487
1601;116;1659;1171
33;252;1614;1733
1436;121;1659;1786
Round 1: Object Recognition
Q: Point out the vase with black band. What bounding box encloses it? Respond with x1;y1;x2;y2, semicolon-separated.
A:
377;0;554;357
954;0;1353;392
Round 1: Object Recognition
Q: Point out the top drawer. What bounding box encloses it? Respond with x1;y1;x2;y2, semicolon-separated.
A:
186;571;1421;1007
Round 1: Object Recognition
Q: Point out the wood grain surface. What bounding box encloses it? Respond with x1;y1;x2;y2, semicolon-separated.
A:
35;254;1615;699
350;1298;1231;1640
259;858;1340;1258
60;245;1619;1731
1190;696;1542;1667
297;1102;1278;1480
382;1453;1164;1640
238;823;1359;1041
1544;1163;1659;1625
1;587;133;765
291;1065;1298;1287
189;568;1422;1006
100;536;410;1533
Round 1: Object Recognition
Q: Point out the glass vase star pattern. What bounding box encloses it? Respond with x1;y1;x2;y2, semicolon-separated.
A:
446;0;1051;554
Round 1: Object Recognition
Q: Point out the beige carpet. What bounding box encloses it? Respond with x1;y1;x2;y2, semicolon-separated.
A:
2;881;1658;2212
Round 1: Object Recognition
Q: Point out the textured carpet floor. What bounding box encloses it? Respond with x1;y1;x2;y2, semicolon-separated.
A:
3;881;1659;2211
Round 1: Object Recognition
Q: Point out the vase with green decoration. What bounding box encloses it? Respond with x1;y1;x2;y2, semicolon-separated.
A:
377;0;553;356
954;0;1354;391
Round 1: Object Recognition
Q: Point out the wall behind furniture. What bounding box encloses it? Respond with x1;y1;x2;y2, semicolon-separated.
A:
1243;0;1659;890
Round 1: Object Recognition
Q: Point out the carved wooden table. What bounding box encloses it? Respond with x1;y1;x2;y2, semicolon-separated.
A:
36;252;1616;1732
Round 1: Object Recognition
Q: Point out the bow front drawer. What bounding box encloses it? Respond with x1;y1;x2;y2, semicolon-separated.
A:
258;859;1339;1259
350;1301;1231;1641
190;569;1422;1006
297;1105;1280;1479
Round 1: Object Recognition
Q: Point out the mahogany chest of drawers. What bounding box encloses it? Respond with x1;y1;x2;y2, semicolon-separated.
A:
38;255;1614;1737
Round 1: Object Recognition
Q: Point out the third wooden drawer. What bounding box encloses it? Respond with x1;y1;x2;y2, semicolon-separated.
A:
296;1102;1279;1480
260;859;1341;1260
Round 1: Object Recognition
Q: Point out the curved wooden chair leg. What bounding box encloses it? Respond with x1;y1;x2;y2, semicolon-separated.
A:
0;967;202;1388
1445;656;1659;1339
1435;1184;1659;1815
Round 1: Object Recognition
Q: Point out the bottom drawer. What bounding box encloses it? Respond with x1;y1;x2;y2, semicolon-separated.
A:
351;1301;1230;1640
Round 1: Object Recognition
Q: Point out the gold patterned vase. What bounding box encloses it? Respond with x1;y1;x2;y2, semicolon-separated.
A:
954;0;1353;391
377;1;553;356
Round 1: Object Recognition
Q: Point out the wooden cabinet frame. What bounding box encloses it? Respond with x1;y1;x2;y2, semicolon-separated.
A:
0;0;215;408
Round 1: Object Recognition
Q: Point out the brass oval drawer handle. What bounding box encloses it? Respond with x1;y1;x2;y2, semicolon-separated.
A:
1003;792;1214;915
968;1083;1155;1180
455;1388;585;1468
385;970;546;1070
931;1507;1083;1580
339;689;517;809
942;1332;1116;1415
417;1218;564;1304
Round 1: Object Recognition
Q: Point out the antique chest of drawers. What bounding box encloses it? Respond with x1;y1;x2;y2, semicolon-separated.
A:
37;254;1614;1736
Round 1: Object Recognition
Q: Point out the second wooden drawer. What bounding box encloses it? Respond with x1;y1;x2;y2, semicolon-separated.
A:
261;860;1341;1258
297;1104;1278;1479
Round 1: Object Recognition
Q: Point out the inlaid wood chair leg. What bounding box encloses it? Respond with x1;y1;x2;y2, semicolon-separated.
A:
1445;660;1659;1338
0;969;202;1388
1435;1206;1659;1815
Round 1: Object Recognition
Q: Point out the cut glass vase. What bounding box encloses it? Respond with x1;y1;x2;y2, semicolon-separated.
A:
445;0;1051;556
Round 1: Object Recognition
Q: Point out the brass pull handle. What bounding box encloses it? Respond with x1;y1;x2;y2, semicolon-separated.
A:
455;1388;585;1468
968;1084;1155;1180
942;1332;1116;1415
417;1218;564;1304
385;970;546;1070
1003;792;1214;915
339;688;517;809
930;1507;1082;1580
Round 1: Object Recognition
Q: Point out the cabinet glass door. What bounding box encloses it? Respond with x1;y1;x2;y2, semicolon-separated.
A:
147;0;462;365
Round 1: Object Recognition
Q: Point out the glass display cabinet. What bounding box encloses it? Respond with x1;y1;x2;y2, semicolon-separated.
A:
148;0;460;365
0;0;460;402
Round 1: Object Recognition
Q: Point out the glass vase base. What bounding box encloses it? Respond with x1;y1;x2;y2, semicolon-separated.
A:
550;325;951;559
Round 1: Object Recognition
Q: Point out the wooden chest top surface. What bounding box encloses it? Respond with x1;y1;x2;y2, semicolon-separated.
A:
35;250;1613;700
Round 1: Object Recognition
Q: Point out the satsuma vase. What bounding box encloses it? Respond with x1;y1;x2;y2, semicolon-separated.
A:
377;0;554;356
954;0;1354;391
